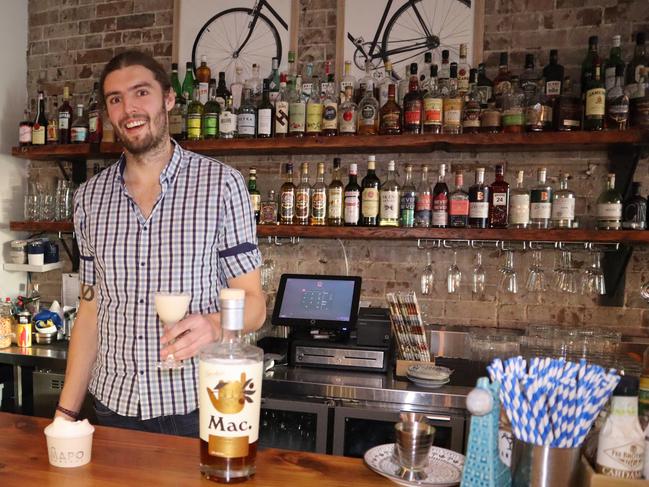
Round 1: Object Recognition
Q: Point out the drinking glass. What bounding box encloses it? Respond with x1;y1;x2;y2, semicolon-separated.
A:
38;193;56;221
525;250;547;293
498;250;518;294
155;292;191;369
260;250;276;292
446;250;461;294
580;252;606;296
555;250;578;294
420;251;435;296
24;194;39;221
471;251;486;296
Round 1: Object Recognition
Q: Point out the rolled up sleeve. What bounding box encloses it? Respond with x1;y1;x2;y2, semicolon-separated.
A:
73;188;96;286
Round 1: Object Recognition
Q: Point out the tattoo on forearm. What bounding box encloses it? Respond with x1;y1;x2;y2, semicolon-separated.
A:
81;284;95;301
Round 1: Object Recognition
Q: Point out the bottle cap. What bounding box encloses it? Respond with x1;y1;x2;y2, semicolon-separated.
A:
172;63;178;70
333;157;341;168
637;32;646;45
613;375;638;397
549;49;558;57
410;63;418;75
588;35;598;45
431;64;438;77
220;288;245;331
450;63;458;78
442;50;449;59
424;52;432;63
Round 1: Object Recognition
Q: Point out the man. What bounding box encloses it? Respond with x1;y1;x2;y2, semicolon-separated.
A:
55;51;266;436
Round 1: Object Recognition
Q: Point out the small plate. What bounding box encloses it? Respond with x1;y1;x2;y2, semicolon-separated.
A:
364;443;464;486
407;376;451;389
407;364;453;381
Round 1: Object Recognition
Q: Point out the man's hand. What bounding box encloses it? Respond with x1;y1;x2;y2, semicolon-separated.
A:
160;313;221;361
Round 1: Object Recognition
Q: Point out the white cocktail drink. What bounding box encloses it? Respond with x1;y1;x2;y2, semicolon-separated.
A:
154;292;191;369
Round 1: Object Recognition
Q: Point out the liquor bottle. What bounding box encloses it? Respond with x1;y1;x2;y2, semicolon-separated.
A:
622;182;647;230
306;75;323;136
420;51;432;88
606;65;630;130
170;63;182;99
58;86;73;144
581;36;600;95
230;66;245;110
379;84;402;135
203;79;220;140
327;158;344;226
525;80;552;132
551;173;575;229
169;92;185;139
103;114;115;143
19;102;32;146
604;35;625;92
280;163;296;225
199;288;263;483
520;54;540;100
530;168;552;229
432;163;449;228
88;82;102;143
414;165;432;228
321;76;338;136
274;74;289;137
379;160;400;227
493;52;512;108
357;87;380;135
237;88;257;139
480;102;502;133
310;162;327;226
181;91;190;140
215;72;230;110
543;49;564;100
259;190;278;225
288;77;306;137
301;63;314;102
400;164;416;228
584;63;606;131
257;79;273;138
187;82;204;141
287;50;297;86
340;60;358;103
476;63;493;108
439;50;451;83
358;60;377;101
46;96;59;145
196;55;211;104
182;61;195;102
553;78;582;131
596;173;623;230
378;60;397;108
423;65;443;133
269;57;280;103
32;91;47;145
248;167;261;223
457;43;471;96
469;168;490;229
70;103;88;143
219;97;237;139
295;162;311;226
462;69;481;134
320;60;335;99
449;169;469;228
502;76;525;133
397;65;411;106
361;156;380;226
626;32;648;89
246;63;262;104
338;86;358;135
403;63;423;134
344;163;361;226
509;170;530;229
443;63;463;134
489;164;509;228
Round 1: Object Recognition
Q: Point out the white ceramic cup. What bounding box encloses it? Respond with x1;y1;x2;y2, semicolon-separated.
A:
28;253;44;266
44;418;95;468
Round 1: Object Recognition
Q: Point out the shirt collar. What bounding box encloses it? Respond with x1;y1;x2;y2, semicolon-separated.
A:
115;139;185;187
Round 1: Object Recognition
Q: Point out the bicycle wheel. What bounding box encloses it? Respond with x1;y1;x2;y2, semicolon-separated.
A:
192;7;282;87
381;0;473;78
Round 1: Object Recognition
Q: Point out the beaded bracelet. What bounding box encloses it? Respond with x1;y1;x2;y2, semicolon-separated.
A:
56;404;79;420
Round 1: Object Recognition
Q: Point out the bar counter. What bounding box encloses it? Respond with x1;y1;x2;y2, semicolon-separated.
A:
0;412;392;486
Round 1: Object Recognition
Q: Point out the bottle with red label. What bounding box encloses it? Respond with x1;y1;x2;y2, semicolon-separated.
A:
449;169;469;228
469;168;490;229
489;164;510;228
423;65;443;134
402;63;423;134
432;163;449;228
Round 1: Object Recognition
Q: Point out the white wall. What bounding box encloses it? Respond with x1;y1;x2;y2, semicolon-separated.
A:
0;0;28;297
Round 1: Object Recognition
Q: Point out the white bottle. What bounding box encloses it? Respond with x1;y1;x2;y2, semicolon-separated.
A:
596;376;645;480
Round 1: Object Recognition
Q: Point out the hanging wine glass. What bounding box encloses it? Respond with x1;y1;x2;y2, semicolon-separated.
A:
447;250;462;294
420;251;435;296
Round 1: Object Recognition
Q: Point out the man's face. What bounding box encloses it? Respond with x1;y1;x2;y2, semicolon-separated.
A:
103;65;174;155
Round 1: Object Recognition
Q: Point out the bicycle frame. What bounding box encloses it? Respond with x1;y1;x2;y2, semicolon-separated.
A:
234;0;289;57
347;0;395;63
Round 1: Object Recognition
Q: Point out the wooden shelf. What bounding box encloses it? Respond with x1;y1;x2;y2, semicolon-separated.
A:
3;262;63;273
10;221;74;233
10;130;649;160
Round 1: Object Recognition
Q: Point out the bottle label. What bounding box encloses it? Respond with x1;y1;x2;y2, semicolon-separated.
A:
494;80;512;96
458;69;469;92
340;108;357;133
70;127;87;143
510;194;530;224
380;190;400;220
328;188;343;219
311;189;326;218
295;189;310;219
59;112;70;130
280;191;294;220
449;199;469;216
502;109;524;126
322;102;338;130
400;191;416;226
19;125;32;144
597;203;622;219
477;86;493;106
597;439;645;478
586;88;606;116
306;103;323;133
257;108;272;136
275;101;289;134
47;121;58;142
216;96;226;110
443;98;463;125
432;194;449;226
198;82;209;104
361;188;379;218
530;202;551;220
635;64;646;84
32;126;46;145
416;193;432;212
289;103;305;132
605;67;616;91
187;113;202;138
404;105;422;125
301;82;313;98
260;201;277;224
237;113;256;135
481;109;502;128
423;98;443;124
203;114;218;137
250;194;261;212
493;192;507;206
89;112;99;133
545;80;562;97
463;108;481;128
469;201;489;219
552;198;575;220
169;113;183;135
219;111;235;134
360;105;377;126
344;190;360;223
199;359;263;458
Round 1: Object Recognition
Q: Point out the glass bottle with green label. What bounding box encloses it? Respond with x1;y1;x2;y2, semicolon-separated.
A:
310;162;327;225
584;63;606;131
306;76;323;136
288;76;306;137
202;79;220;139
187;82;204;141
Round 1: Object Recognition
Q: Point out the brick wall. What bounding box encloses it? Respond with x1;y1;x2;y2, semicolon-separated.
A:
25;0;649;337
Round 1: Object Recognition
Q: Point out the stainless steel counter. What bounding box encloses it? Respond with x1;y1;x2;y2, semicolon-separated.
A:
0;342;68;369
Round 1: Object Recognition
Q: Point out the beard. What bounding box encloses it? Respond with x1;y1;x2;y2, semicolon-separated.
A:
115;101;169;155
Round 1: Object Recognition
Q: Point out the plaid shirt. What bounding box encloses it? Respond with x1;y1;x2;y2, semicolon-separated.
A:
73;142;261;419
